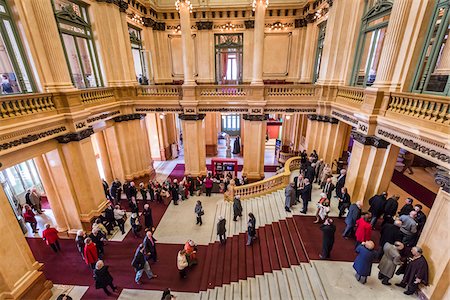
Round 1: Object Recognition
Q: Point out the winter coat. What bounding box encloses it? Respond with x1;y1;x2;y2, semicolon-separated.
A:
378;243;402;278
131;249;146;271
42;227;59;245
233;198;243;216
177;251;188;270
94;266;113;289
217;219;226;235
355;218;372;243
353;244;376;276
84;243;98;264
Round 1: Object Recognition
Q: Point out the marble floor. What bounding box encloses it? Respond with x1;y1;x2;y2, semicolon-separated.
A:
50;284;89;300
24;209;57;238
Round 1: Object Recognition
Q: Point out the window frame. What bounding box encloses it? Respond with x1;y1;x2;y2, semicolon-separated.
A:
313;20;327;83
128;24;148;84
52;0;103;89
0;0;36;94
350;0;393;87
411;0;450;96
214;33;243;84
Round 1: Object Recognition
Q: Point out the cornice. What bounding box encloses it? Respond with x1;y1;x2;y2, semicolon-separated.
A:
0;126;67;152
113;114;145;122
307;114;338;124
351;130;389;149
244;20;255;29
96;0;128;13
242;114;269;121
178;114;206;121
196;21;213;30
55;127;94;144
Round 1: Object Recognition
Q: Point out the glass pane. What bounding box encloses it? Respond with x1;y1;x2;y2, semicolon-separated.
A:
132;48;144;82
16;162;33;190
367;14;390;28
4;167;24;195
425;21;450;92
62;33;85;88
366;27;388;86
3;20;32;92
0;4;6;13
59;23;86;35
28;160;41;186
355;31;374;86
88;39;102;86
76;37;97;87
0;30;21;94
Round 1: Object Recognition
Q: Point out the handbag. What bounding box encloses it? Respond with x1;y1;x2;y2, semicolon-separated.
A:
199;210;205;216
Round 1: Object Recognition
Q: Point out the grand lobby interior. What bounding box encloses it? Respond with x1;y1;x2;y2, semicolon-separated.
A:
0;0;449;299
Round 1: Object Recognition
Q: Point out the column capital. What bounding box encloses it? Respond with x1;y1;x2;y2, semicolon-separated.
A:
351;130;390;148
244;20;255;29
96;0;128;13
243;114;269;121
295;18;307;28
55;127;94;144
179;113;206;121
113;114;145;122
435;166;450;193
196;21;213;30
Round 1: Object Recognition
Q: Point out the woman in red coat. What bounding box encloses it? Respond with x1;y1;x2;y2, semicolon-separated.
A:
355;213;372;248
84;238;98;269
23;204;38;233
42;223;61;252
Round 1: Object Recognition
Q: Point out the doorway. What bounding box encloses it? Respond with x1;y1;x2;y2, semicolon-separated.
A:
215;33;243;84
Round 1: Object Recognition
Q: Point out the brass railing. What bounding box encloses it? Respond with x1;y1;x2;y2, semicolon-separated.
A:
232;156;301;200
387;92;450;125
0;93;55;119
80;88;115;105
335;86;365;107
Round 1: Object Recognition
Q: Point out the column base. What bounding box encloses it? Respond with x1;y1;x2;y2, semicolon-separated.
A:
5;270;53;300
43;82;76;93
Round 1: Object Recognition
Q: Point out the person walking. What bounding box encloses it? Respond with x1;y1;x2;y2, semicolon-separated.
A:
139;182;148;204
177;249;189;279
93;260;117;296
130;212;142;238
114;205;126;234
378;242;404;285
142;204;154;232
84;238;98;269
30;188;43;214
217;216;227;245
401;151;414;175
75;230;87;260
314;193;330;223
143;230;158;263
246;213;256;246
132;244;157;284
195;200;204;226
42;224;61;253
285;182;295;212
204;176;213;197
23;204;38;233
353;241;377;284
395;246;429;295
343;201;362;239
319;218;336;259
233;195;243;221
355;213;372;248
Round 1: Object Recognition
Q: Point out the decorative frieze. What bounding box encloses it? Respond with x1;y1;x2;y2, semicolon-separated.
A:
435;166;450;193
0;126;67;151
242;114;269;121
295;18;307;28
56;127;94;144
351;130;390;149
135;108;183;113
143;17;166;30
113;114;145;123
307;114;339;124
86;111;121;124
265;108;316;113
196;21;213;30
96;0;128;13
331;110;359;125
199;108;248;113
244;20;255;29
178;114;206;121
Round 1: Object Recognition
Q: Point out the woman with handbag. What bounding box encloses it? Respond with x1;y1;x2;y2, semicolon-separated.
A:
194;200;204;226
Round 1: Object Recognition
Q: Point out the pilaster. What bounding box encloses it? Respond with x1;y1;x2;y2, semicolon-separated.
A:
179;114;207;176
251;0;267;86
178;1;196;86
242;114;267;181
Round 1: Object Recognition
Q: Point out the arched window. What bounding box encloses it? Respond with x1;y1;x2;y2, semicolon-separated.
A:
0;0;35;95
412;0;450;96
350;0;392;87
52;0;103;89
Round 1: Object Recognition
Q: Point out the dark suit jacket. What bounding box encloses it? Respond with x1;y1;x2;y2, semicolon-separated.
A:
300;184;312;202
335;175;346;196
143;236;157;255
323;182;335;200
384;198;398;217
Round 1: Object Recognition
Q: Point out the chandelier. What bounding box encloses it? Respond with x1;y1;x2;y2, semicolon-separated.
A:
129;13;144;25
270;22;285;31
221;23;236;31
252;0;269;11
175;0;193;13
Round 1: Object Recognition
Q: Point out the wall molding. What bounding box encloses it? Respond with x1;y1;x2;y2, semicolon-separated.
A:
55;127;94;144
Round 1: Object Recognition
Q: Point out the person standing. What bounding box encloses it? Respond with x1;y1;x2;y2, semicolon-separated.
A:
401;151;415;175
246;213;256;246
398;198;414;216
42;224;61;253
338;187;351;218
322;177;335;200
84;238;98;269
130;213;142;238
204;176;213;197
75;230;87;260
335;169;347;198
378;242;404;285
285;182;295;212
22;204;38;233
25;189;32;207
233;195;243;221
300;178;312;214
353;241;377;284
343;201;362;239
142;204;154;232
177;249;189;279
89;228;106;259
139;182;148;204
314;193;330;223
319;218;336;259
294;174;305;203
395;246;429;295
110;179;122;204
132;244;157;284
399;210;418;246
379;219;403;258
383;195;400;225
114;205;126;234
93;260;117;296
30;188;43;214
217;216;227;245
195;200;204;226
355;213;372;248
171;181;180;205
368;192;387;229
143;230;158;263
102;179;110;200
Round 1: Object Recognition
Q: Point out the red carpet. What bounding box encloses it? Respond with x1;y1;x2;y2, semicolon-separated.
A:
391;170;436;208
168;164;279;180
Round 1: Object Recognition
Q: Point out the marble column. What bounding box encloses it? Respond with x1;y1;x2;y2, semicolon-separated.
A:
417;172;449;300
299;19;318;83
24;0;74;92
251;0;267;86
242;115;267;181
145;113;163;160
373;0;413;90
345;131;400;209
0;186;52;300
178;1;196;86
205;113;219;156
180;114;207;176
304;114;319;153
92;131;114;183
282;114;294;147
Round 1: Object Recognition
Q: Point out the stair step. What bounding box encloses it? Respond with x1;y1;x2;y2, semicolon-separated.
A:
231;282;240;300
272;223;290;268
283;267;302;299
304;263;327;300
257;275;270;300
230;235;239;282
241;279;249;299
286;217;307;262
267;272;280;299
295;264;315;300
279;219;300;265
249;277;259;299
200;241;215;290
275;270;291;299
245;235;255;278
265;226;281;270
208;242;220;289
258;226;271;273
238;233;246;280
222;235;232;285
215;242;226;287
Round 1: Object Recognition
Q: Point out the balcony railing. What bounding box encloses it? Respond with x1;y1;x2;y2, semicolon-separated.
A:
387;92;450;126
0;93;55;119
232;156;301;200
265;84;316;97
138;85;182;98
196;85;250;99
336;86;365;107
80;88;115;105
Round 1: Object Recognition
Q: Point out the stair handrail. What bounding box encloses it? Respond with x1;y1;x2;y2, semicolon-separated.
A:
231;156;302;200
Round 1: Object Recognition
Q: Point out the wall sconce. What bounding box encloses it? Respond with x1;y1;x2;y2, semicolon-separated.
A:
175;0;193;13
271;21;285;31
221;23;236;31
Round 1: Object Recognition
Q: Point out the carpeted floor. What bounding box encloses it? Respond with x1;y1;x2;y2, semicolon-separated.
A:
391;170;436;208
168;164;278;180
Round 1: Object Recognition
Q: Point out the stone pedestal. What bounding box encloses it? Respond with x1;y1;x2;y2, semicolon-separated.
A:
180;114;207;176
242;115;267;181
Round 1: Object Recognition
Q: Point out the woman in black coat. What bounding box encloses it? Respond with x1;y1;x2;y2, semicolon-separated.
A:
93;260;117;295
142;204;154;231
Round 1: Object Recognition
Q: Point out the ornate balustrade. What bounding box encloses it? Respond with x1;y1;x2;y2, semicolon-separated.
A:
386;92;450;127
196;85;250;99
0;93;56;119
265;84;316;98
80;88;116;105
138;85;182;98
335;86;365;107
232;156;301;200
278;151;294;164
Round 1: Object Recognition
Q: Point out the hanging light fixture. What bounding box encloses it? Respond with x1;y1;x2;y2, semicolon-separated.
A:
252;0;269;11
175;0;193;13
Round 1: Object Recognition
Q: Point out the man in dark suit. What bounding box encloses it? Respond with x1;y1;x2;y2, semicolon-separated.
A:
382;195;400;225
379;219;403;258
322;177;335;200
338;187;351;217
319;218;336;259
335;169;347;198
143;230;157;263
293;174;305;203
368;192;387;229
305;164;315;183
398;198;414;216
300;178;312;214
